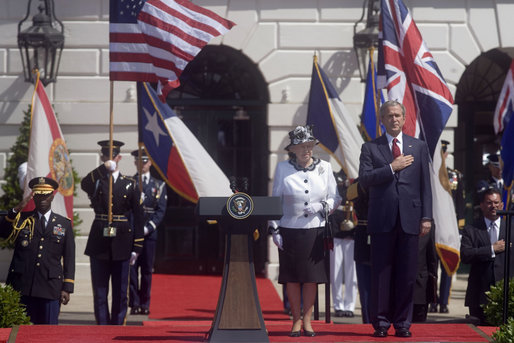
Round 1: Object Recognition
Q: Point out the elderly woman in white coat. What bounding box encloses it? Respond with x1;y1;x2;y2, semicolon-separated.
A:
269;125;341;337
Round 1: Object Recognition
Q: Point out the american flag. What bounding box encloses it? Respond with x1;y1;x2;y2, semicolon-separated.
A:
493;60;514;134
377;0;459;275
110;0;235;100
377;0;453;158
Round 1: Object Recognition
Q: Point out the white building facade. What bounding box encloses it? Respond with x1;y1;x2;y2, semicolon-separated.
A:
0;0;513;280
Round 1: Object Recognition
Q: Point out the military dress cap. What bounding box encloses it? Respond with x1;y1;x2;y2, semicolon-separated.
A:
487;153;501;167
29;176;59;194
285;125;318;150
98;140;124;157
131;148;149;162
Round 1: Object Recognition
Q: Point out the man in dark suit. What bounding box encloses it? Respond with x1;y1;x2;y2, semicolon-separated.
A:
0;177;75;324
461;187;514;325
129;148;167;315
359;100;432;338
81;140;144;325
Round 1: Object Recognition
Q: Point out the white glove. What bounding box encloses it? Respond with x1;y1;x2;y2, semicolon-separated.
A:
144;226;150;236
129;252;139;265
272;233;283;250
303;202;324;215
104;160;117;171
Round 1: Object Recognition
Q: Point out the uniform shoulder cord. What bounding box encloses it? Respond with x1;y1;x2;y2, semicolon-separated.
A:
6;212;35;244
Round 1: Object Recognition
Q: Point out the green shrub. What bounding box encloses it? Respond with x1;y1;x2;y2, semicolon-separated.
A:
491;317;514;343
0;284;31;327
483;278;514;326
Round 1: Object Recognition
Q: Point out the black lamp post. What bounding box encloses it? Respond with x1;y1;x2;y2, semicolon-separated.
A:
353;0;380;82
18;0;64;86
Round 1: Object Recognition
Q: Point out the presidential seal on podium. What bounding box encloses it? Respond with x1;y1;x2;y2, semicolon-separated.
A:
226;192;254;220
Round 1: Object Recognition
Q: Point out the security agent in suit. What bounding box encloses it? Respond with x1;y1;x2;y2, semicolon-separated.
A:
358;100;432;338
0;177;75;324
129;148;167;315
461;187;514;325
81;140;145;325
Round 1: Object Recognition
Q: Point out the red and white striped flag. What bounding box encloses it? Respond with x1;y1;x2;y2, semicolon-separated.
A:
109;0;235;100
493;60;514;134
24;76;74;220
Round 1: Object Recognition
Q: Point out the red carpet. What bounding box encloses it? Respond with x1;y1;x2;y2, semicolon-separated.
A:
148;274;288;321
1;274;497;342
5;323;492;342
0;328;10;343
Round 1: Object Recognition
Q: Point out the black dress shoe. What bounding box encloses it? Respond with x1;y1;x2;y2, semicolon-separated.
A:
428;303;438;313
439;305;449;313
140;308;150;315
335;310;344;317
289;331;301;337
344;311;354;318
373;328;388;337
130;307;141;315
303;330;315;337
395;328;412;338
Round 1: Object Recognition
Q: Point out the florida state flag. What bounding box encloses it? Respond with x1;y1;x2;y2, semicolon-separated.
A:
24;75;74;220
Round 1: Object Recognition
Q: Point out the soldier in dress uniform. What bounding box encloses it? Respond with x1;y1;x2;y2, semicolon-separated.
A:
129;148;167;315
0;177;75;324
346;179;372;324
485;153;503;191
81;140;144;325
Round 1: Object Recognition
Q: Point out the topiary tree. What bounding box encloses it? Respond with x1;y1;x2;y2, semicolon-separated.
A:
483;278;514;326
491;317;514;343
0;284;31;327
0;106;31;211
0;105;81;249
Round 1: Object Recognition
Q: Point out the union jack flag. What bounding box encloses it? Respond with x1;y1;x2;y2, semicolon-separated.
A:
377;0;459;275
377;0;454;158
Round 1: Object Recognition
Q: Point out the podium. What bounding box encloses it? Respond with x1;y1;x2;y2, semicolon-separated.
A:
197;195;282;343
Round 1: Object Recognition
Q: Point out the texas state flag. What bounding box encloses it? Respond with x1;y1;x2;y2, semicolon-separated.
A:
137;82;231;202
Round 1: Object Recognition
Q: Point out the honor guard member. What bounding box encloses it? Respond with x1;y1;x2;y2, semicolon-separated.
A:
129;148;167;315
0;177;75;324
81;140;145;325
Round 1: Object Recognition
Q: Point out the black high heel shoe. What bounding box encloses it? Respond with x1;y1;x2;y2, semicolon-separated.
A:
303;329;316;337
289;330;301;337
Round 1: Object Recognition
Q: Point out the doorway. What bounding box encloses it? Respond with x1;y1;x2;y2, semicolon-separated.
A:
153;45;270;275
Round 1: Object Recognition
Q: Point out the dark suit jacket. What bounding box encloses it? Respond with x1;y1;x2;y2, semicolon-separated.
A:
461;216;514;307
358;134;432;234
0;210;75;300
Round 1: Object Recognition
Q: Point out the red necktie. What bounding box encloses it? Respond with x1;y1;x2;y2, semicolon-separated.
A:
392;138;401;159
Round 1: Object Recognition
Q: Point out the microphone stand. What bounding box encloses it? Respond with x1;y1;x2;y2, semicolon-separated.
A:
496;209;514;325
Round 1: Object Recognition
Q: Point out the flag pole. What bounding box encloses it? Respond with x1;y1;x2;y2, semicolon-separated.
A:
369;46;381;137
108;81;114;225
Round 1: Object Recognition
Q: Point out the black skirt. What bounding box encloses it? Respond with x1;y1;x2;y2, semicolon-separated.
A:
278;227;328;284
